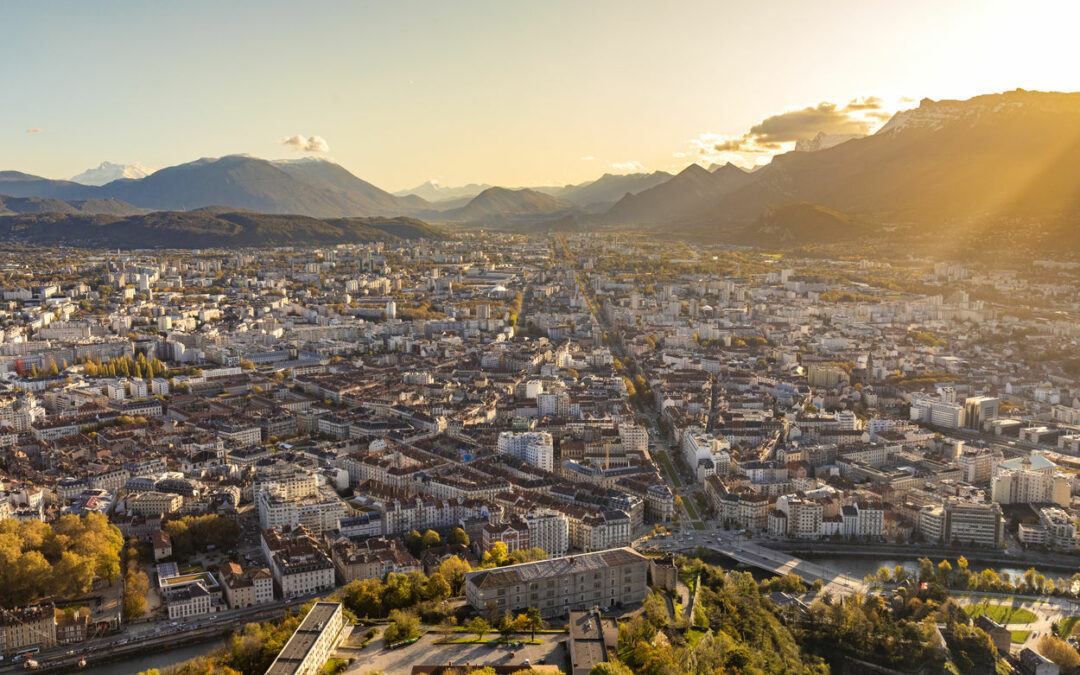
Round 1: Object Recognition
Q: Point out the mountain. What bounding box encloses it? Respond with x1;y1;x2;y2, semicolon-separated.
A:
271;157;429;213
0;156;421;218
606;162;756;225
394;180;492;202
70;161;150;185
442;187;574;224
734;201;861;245
0;172;98;201
541;171;673;208
0;194;144;216
0;210;442;248
793;132;864;152
626;90;1080;253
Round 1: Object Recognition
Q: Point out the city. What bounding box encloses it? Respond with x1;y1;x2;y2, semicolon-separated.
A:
5;2;1080;674
0;233;1074;673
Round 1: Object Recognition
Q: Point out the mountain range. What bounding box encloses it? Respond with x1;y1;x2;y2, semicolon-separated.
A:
70;161;150;186
5;89;1080;252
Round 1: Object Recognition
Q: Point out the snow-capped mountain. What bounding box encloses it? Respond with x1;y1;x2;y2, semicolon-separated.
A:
794;132;864;152
70;161;150;186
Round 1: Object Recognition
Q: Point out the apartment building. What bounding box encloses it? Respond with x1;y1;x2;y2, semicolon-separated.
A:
465;547;649;618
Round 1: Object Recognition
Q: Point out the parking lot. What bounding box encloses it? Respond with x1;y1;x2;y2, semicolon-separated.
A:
343;631;566;674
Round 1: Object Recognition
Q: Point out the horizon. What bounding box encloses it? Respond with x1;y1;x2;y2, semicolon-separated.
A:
5;0;1080;191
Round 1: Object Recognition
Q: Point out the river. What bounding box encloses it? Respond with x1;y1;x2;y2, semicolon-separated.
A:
80;638;225;675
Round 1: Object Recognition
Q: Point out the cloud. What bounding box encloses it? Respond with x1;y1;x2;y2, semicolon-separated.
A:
712;138;746;152
278;135;330;152
579;156;596;161
25;128;43;134
748;102;874;144
610;160;644;172
843;96;885;111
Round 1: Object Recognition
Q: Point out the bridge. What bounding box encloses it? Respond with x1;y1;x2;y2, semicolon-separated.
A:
706;540;868;597
646;535;868;598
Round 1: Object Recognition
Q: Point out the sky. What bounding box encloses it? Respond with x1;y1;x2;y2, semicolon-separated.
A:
4;0;1080;191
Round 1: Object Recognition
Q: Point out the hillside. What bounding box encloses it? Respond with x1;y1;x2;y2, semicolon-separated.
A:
442;186;574;223
0;210;443;248
607;163;755;225
0;194;144;217
734;201;862;245
675;90;1080;247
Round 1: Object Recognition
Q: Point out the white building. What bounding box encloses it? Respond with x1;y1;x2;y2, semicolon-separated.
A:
497;431;554;472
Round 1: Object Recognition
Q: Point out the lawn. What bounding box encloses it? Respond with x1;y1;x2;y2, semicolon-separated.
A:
1010;630;1031;643
1060;616;1080;638
964;602;1038;625
654;451;682;488
681;495;701;521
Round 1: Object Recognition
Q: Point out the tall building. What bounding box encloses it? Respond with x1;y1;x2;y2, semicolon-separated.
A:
497;431;554;472
944;501;1004;547
964;396;1000;431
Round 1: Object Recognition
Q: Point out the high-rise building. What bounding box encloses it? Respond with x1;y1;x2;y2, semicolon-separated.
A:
497;431;554;472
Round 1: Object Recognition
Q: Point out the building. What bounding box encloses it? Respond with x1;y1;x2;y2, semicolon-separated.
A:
219;562;274;608
262;527;336;600
152;530;172;561
1019;647;1060;675
126;491;184;516
162;583;212;620
464;547;649;619
991;463;1070;507
964;396;999;430
525;509;570;557
944;501;1004;547
497;431;554;472
567;609;619;675
0;604;57;657
973;615;1011;654
1038;507;1077;549
265;602;345;675
681;430;731;483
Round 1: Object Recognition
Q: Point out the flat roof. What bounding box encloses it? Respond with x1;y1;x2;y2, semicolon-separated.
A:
265;602;342;675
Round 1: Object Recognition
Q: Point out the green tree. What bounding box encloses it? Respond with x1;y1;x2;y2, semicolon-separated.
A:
466;616;491;642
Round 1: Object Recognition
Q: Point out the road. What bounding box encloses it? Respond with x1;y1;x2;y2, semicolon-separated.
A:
14;596;313;673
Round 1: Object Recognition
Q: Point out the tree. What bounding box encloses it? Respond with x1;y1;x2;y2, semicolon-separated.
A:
382;609;419;645
405;530;423;556
524;606;546;640
483;541;510;567
123;571;149;618
498;613;516;640
1038;636;1080;669
467;616;491;642
589;662;634;675
439;555;471;594
421;529;441;550
424;572;451;601
449;527;470;547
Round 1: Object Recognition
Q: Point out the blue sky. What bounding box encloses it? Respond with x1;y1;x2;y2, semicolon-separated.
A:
4;0;1080;190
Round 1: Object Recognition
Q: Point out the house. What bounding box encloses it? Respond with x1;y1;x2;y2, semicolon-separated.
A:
152;530;172;561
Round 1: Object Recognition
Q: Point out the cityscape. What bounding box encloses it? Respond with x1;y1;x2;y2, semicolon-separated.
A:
3;2;1080;675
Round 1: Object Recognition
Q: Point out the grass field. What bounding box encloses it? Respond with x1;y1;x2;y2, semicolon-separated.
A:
654;450;682;488
1060;616;1080;638
1010;630;1031;643
964;602;1038;625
